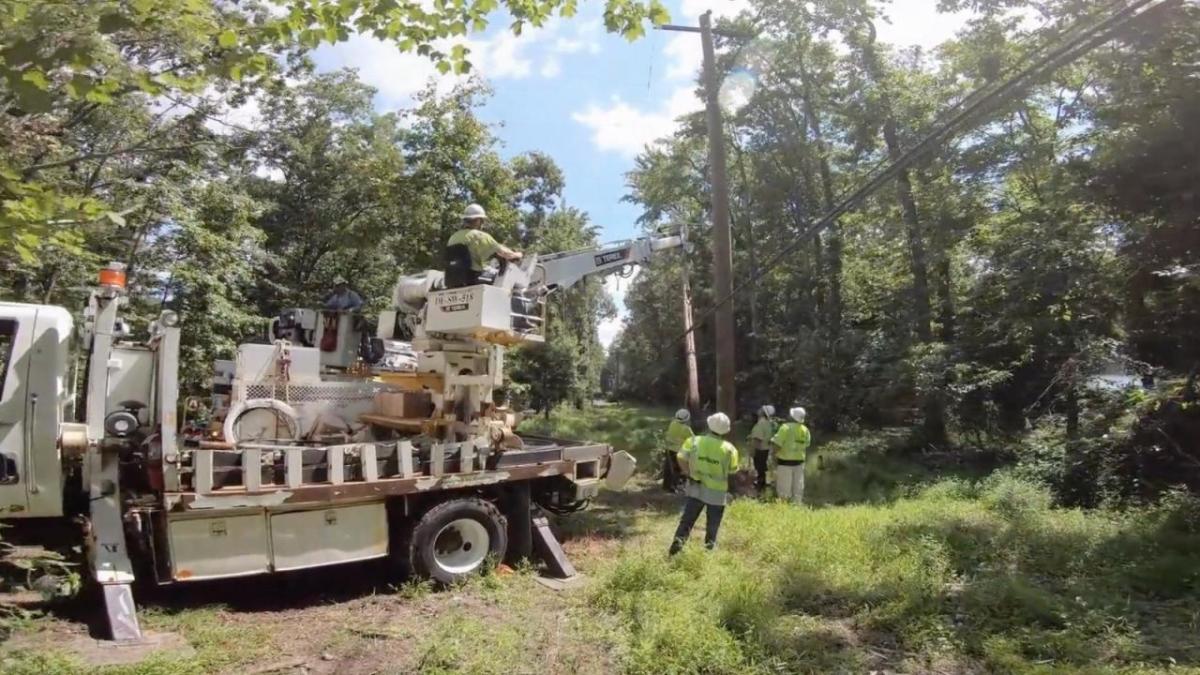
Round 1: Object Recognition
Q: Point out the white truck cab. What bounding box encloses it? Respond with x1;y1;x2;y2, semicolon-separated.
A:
0;302;73;518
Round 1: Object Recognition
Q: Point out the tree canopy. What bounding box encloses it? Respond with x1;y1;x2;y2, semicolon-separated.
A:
607;0;1199;504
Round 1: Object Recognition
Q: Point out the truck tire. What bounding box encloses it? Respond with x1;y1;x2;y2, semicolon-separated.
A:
402;497;508;585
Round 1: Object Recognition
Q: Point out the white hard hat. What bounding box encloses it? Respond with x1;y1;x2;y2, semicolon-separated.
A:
332;275;347;285
707;412;731;435
760;405;775;417
462;203;487;220
790;407;807;422
675;408;690;422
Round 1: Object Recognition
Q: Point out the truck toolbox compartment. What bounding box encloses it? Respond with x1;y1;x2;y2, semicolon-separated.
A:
168;513;270;581
270;503;388;571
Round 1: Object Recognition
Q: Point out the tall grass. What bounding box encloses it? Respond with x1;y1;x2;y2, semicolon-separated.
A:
561;405;1200;674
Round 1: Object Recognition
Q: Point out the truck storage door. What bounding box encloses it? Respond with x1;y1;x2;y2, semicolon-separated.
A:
0;308;37;515
27;306;72;517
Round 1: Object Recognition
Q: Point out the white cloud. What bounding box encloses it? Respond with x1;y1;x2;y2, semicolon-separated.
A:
664;0;752;80
540;59;562;78
877;0;972;50
572;86;701;157
553;35;600;55
316;36;458;106
315;18;587;107
471;29;536;79
664;33;700;80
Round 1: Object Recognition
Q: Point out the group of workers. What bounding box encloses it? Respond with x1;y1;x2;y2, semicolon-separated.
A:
666;405;811;555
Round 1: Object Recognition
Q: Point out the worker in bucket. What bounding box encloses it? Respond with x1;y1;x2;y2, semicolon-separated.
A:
770;406;812;505
748;405;777;496
323;276;363;311
445;203;523;288
662;408;694;493
669;412;740;555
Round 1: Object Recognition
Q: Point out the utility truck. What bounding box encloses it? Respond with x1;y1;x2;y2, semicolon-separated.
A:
0;229;684;641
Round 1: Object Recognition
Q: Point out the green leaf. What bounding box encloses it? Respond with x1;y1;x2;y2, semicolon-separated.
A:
648;1;670;26
21;69;49;91
104;211;127;227
85;89;113;104
436;60;451;74
66;75;95;98
218;30;238;48
450;44;467;60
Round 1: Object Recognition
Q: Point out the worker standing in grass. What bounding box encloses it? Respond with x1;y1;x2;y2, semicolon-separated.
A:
669;413;740;555
662;409;695;493
771;407;811;505
444;203;523;288
749;405;777;495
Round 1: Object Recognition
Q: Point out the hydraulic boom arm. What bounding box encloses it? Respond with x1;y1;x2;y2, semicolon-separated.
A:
522;229;686;294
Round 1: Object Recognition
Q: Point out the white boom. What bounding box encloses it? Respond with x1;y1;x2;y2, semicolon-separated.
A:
520;230;688;294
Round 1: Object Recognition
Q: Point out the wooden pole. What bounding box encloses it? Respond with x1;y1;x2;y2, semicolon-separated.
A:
699;10;737;418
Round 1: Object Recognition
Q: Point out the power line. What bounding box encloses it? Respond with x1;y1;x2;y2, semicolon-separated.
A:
630;0;1175;386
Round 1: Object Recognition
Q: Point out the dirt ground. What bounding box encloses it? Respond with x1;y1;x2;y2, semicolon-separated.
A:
0;480;677;674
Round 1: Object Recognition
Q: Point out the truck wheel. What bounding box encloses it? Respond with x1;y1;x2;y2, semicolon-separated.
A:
404;498;508;584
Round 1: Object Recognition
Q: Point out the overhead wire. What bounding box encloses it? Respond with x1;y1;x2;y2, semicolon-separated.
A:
629;0;1177;386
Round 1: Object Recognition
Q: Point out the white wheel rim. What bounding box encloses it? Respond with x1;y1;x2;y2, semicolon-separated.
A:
432;518;490;575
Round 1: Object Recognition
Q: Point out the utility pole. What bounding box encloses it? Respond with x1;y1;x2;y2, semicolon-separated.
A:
659;10;738;417
681;265;701;414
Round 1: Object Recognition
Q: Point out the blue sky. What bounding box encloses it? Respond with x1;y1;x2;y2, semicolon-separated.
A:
298;0;972;346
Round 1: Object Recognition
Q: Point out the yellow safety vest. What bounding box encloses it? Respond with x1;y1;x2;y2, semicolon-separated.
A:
677;434;739;495
666;419;694;449
771;422;811;462
749;417;775;443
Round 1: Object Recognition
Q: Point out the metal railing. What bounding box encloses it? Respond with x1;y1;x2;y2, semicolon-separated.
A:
189;438;499;495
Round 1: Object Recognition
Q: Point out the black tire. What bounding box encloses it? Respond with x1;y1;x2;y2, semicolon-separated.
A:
400;497;508;585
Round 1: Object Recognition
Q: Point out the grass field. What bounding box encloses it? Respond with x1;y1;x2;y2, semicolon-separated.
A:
2;404;1198;674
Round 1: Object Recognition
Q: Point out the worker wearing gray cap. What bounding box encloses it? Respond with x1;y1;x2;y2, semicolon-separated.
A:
323;275;363;311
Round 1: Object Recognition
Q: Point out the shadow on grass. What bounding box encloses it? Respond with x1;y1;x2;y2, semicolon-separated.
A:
557;480;681;541
805;444;1001;508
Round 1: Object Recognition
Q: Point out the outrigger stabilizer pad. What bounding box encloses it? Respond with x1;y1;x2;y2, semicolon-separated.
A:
532;515;577;579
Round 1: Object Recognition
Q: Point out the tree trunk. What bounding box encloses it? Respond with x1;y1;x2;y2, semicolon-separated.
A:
1065;384;1079;439
797;52;844;342
937;252;956;343
681;267;701;414
855;22;945;445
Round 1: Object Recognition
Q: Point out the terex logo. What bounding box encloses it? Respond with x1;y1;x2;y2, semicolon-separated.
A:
594;248;629;266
